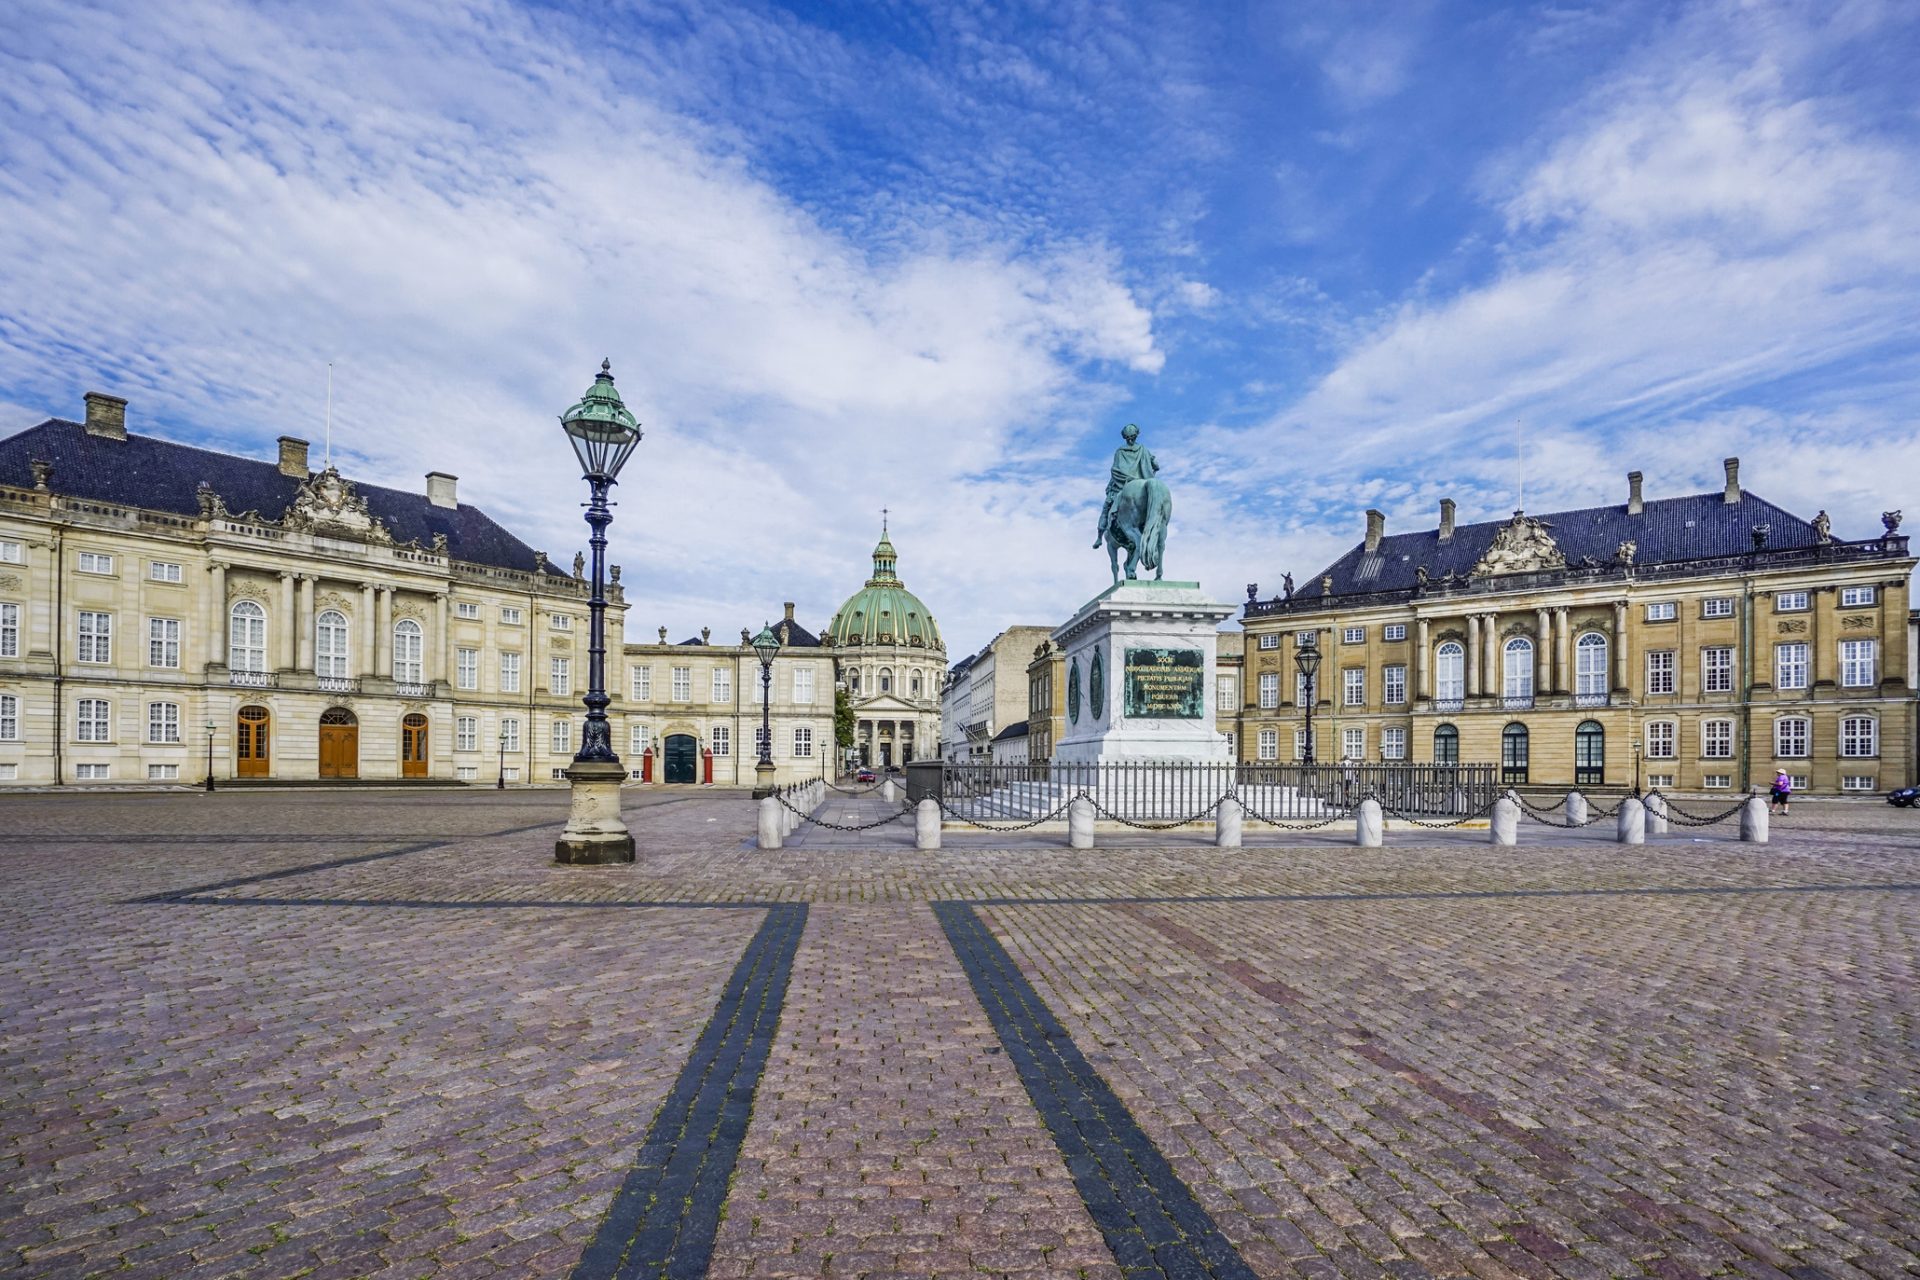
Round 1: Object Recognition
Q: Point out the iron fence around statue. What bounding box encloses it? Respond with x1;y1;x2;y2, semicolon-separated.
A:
935;760;1498;825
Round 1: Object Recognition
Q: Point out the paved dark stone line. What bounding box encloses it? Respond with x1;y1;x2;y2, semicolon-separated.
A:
573;902;806;1280
173;896;785;910
935;900;1259;1280
969;878;1920;907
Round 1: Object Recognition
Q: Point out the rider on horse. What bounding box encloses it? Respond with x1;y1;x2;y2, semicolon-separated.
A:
1094;423;1158;548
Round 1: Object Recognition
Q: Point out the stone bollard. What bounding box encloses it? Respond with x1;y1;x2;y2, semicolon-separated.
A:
882;778;896;804
1741;795;1769;843
915;798;941;850
1067;796;1095;850
757;795;783;850
1564;791;1588;826
1489;795;1519;845
1356;798;1384;847
1617;797;1646;845
1215;797;1243;849
1646;792;1669;835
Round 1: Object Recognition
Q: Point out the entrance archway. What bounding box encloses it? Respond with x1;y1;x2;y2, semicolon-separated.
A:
236;705;270;778
319;707;359;779
401;713;429;778
663;733;698;784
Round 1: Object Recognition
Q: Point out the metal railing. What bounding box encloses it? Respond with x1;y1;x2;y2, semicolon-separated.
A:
229;670;276;688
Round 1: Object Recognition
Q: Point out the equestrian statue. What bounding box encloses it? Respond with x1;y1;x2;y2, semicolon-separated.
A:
1093;422;1172;584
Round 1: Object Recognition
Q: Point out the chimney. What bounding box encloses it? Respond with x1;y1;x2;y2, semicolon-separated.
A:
1364;509;1385;553
1723;457;1740;504
277;436;309;478
1627;471;1643;515
425;471;458;509
1438;498;1456;543
82;391;127;440
783;601;796;622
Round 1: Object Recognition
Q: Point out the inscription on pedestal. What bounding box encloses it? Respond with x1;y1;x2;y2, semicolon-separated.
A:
1123;647;1203;718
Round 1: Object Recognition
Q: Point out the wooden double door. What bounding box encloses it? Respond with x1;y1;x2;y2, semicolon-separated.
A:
319;708;358;779
401;713;429;778
236;706;270;778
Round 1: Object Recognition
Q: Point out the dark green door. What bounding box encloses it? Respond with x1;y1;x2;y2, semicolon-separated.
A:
664;734;698;784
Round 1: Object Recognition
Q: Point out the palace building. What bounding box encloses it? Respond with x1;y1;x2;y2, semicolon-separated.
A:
1240;460;1916;794
824;524;944;769
0;392;623;786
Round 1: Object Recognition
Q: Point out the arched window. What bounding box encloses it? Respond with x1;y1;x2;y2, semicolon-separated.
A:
393;619;423;684
910;671;923;697
1503;637;1534;704
1575;632;1609;704
1575;720;1604;787
1435;641;1464;702
1433;723;1459;765
879;667;892;693
1501;722;1530;784
848;669;861;695
316;610;350;678
229;601;266;674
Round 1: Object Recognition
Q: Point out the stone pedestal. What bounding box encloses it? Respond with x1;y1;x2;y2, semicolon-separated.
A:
1051;581;1236;765
555;759;636;864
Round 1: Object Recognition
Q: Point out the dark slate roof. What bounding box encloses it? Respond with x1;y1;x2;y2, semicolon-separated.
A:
991;721;1031;742
1301;491;1820;601
773;619;821;648
0;419;565;576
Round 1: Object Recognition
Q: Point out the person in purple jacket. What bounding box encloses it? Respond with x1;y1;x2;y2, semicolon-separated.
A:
1770;770;1792;815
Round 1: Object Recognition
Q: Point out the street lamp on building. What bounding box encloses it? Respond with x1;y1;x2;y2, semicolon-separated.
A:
751;622;781;797
554;359;642;865
1294;632;1322;765
203;719;216;792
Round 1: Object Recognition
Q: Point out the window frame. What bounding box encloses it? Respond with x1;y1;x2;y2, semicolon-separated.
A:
148;560;183;583
1775;591;1809;612
550;655;571;697
1257;671;1280;709
455;601;481;620
76;551;114;575
1342;626;1365;645
147;617;181;669
1840;716;1878;759
1381;725;1407;760
1383;664;1407;706
1257;634;1280;651
1644;601;1676;621
456;648;478;691
146;700;181;744
1645;649;1675;695
499;651;522;693
1701;646;1733;694
392;618;424;685
315;609;350;678
793;725;813;758
712;667;733;704
1700;597;1734;618
1434;641;1465;702
1342;667;1365;708
456;716;478;752
0;601;18;659
1774;716;1810;759
1775;641;1809;690
671;666;692;702
1839;585;1877;607
1839;639;1877;688
1257;728;1279;761
500;606;523;625
76;697;111;742
710;725;729;757
0;692;16;740
632;666;653;701
1702;719;1734;759
77;611;112;664
1341;725;1364;761
1645;720;1676;759
1502;637;1534;701
1383;623;1406;642
229;601;267;674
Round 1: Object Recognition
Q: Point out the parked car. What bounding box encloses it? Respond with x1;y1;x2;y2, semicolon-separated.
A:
855;767;878;783
1888;786;1920;808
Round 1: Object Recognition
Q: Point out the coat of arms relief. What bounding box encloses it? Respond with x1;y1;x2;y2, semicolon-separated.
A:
281;467;394;545
1471;512;1566;577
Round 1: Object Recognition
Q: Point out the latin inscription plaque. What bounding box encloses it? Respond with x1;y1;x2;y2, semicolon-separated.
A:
1123;647;1204;719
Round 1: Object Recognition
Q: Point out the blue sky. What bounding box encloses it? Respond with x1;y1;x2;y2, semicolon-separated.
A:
3;0;1918;655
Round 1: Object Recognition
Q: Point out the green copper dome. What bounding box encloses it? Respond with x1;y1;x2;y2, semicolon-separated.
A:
828;525;944;651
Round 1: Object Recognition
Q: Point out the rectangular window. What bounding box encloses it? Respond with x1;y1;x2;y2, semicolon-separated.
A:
1841;774;1875;791
1342;626;1365;644
146;701;180;743
148;561;182;583
0;602;16;658
629;722;651;756
1841;716;1878;758
1383;624;1406;642
499;652;522;693
75;763;110;780
1775;591;1809;612
0;540;21;564
0;693;17;740
147;617;180;668
1258;672;1279;709
712;668;733;703
77;551;114;575
551;718;571;754
1775;717;1809;758
1646;650;1674;695
671;666;692;701
502;766;522;782
1703;720;1733;759
1645;601;1676;621
1840;585;1877;607
500;717;521;753
631;666;653;701
1702;775;1730;789
792;667;814;704
456;717;477;751
1343;668;1364;707
1381;726;1407;760
1701;597;1734;618
1294;727;1308;761
78;611;112;664
76;698;110;742
1257;728;1278;760
1701;647;1733;694
1646;721;1676;759
147;763;179;781
1776;642;1809;690
709;726;729;759
793;726;813;758
500;606;523;625
1216;675;1235;709
1647;774;1676;789
754;726;770;759
1383;664;1406;705
1342;726;1364;761
455;601;480;619
456;648;478;690
1257;634;1280;650
550;613;573;630
456;766;477;781
1840;640;1877;688
550;657;571;696
1296;670;1313;707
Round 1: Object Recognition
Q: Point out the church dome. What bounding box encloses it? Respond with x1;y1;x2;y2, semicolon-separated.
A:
827;526;944;651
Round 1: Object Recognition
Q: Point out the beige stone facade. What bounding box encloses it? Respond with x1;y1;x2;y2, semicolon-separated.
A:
941;624;1052;761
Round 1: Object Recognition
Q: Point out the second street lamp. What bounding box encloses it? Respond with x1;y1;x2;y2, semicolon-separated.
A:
1294;632;1322;766
751;622;781;797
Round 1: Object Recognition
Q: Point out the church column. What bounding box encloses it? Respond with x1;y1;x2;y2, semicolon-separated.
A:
1535;608;1552;694
1613;600;1630;694
296;575;315;672
1415;618;1430;702
1466;615;1481;697
376;588;393;678
359;583;376;678
433;593;449;685
279;573;296;671
208;562;227;666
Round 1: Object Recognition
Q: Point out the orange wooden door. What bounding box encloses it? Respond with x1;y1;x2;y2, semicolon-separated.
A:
401;714;428;778
236;707;270;778
319;724;358;778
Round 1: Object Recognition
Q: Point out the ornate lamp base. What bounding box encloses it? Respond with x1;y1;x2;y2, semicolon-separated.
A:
752;759;776;798
555;759;636;864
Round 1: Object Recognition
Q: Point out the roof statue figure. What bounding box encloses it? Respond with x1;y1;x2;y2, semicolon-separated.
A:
1092;422;1172;584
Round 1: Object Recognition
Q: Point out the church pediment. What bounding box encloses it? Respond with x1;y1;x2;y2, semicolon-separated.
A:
1471;512;1565;577
854;693;922;714
282;466;393;544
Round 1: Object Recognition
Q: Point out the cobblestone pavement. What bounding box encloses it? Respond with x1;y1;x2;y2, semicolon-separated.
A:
1;788;1916;1279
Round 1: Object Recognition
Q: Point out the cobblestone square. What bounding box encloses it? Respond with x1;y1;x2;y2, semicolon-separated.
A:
2;789;1915;1279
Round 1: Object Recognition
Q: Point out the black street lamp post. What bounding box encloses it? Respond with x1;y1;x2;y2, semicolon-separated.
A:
497;730;506;790
554;359;642;865
203;720;216;792
1294;632;1322;766
751;623;781;797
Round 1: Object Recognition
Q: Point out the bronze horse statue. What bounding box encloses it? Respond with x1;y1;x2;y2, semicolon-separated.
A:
1096;476;1172;584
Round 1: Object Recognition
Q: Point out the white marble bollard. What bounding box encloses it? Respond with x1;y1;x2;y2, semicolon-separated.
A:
1068;796;1095;849
1617;796;1646;845
782;794;797;837
1490;795;1519;845
1356;798;1384;847
1645;792;1669;835
757;795;783;849
1564;791;1588;826
915;798;941;850
1215;797;1243;849
882;778;896;804
1741;795;1770;843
